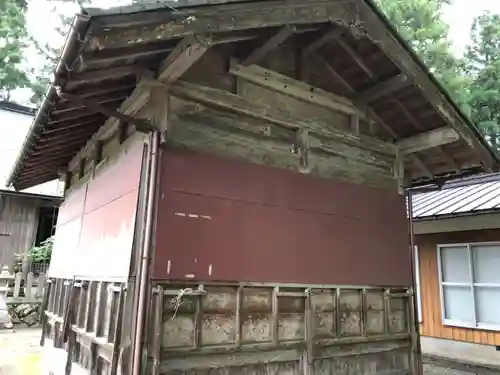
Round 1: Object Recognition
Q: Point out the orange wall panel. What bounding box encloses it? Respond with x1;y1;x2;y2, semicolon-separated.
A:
416;230;500;346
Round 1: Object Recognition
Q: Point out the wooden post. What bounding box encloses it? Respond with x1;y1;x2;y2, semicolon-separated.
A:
151;285;164;375
110;284;126;375
39;279;52;346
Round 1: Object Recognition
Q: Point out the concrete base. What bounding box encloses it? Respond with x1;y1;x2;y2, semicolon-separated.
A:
421;336;500;369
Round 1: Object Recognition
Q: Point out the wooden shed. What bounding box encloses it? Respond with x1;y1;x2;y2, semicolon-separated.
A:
5;1;499;375
0;189;60;271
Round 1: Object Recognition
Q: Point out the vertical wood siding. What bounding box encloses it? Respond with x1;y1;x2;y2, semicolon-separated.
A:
0;194;39;268
417;230;500;346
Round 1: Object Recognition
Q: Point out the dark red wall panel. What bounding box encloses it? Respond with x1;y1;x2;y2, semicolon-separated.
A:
154;148;411;287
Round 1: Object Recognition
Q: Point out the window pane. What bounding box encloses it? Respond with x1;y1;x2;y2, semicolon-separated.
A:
440;246;471;283
472;245;500;284
443;285;474;322
476;287;500;325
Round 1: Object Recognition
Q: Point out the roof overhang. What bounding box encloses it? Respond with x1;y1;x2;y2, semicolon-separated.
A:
413;211;500;235
8;0;500;190
0;188;62;206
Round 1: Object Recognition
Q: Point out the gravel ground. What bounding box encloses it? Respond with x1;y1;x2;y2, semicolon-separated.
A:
0;328;43;375
0;328;488;375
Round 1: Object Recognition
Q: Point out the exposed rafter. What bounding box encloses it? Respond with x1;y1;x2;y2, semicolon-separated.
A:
397;127;460;154
56;66;141;90
302;27;343;57
242;25;296;66
68;34;213;171
355;74;409;103
157;34;212;83
57;92;152;132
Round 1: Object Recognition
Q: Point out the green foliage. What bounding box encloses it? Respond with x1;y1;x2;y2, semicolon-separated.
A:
465;12;500;148
0;0;31;101
375;0;469;111
28;237;53;264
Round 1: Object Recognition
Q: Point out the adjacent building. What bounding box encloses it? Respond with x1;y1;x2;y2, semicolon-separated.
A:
0;102;62;270
413;174;500;368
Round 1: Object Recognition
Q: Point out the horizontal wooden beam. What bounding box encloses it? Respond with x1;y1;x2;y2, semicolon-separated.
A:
57;66;140;90
53;96;128;115
355;74;410;103
43;119;102;135
168;79;397;157
229;60;365;118
89;1;352;51
397;127;460;154
242;25;296;66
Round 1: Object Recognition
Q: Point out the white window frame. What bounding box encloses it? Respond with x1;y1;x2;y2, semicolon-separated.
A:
414;246;422;323
437;242;500;331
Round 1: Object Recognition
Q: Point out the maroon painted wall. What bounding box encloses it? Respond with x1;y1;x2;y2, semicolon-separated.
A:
153;148;411;287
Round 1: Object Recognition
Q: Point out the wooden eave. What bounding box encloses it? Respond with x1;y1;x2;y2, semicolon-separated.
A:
8;0;499;190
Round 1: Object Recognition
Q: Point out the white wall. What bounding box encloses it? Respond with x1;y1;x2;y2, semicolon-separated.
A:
0;107;63;197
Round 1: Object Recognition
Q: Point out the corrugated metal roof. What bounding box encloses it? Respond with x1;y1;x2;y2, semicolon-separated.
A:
412;173;500;219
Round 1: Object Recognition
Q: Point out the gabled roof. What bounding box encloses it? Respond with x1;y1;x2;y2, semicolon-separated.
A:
412;173;500;220
8;0;499;190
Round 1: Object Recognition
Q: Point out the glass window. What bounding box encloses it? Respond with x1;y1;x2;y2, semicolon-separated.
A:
439;244;500;330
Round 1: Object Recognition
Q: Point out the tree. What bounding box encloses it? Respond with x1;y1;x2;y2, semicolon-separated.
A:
465;12;500;149
375;0;470;112
0;0;31;101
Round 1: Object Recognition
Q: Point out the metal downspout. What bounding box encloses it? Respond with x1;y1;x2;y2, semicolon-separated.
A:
407;189;424;375
133;130;160;375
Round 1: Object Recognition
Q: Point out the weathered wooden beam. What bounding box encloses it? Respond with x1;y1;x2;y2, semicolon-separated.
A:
68;84;150;171
168;79;397;157
241;25;296;66
39;127;99;142
411;156;434;181
369;109;433;179
355;1;496;170
313;54;353;93
68;34;207;171
16;169;60;185
157;34;212;83
44;119;103;135
57;66;140;89
355;74;409;103
89;1;353;51
229;60;363;118
48;108;104;125
57;92;152;131
397;127;460;154
53;96;128;115
336;39;374;79
303;28;343;57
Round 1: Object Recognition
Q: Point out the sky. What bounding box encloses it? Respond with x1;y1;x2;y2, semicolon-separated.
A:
11;0;500;103
443;0;500;54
